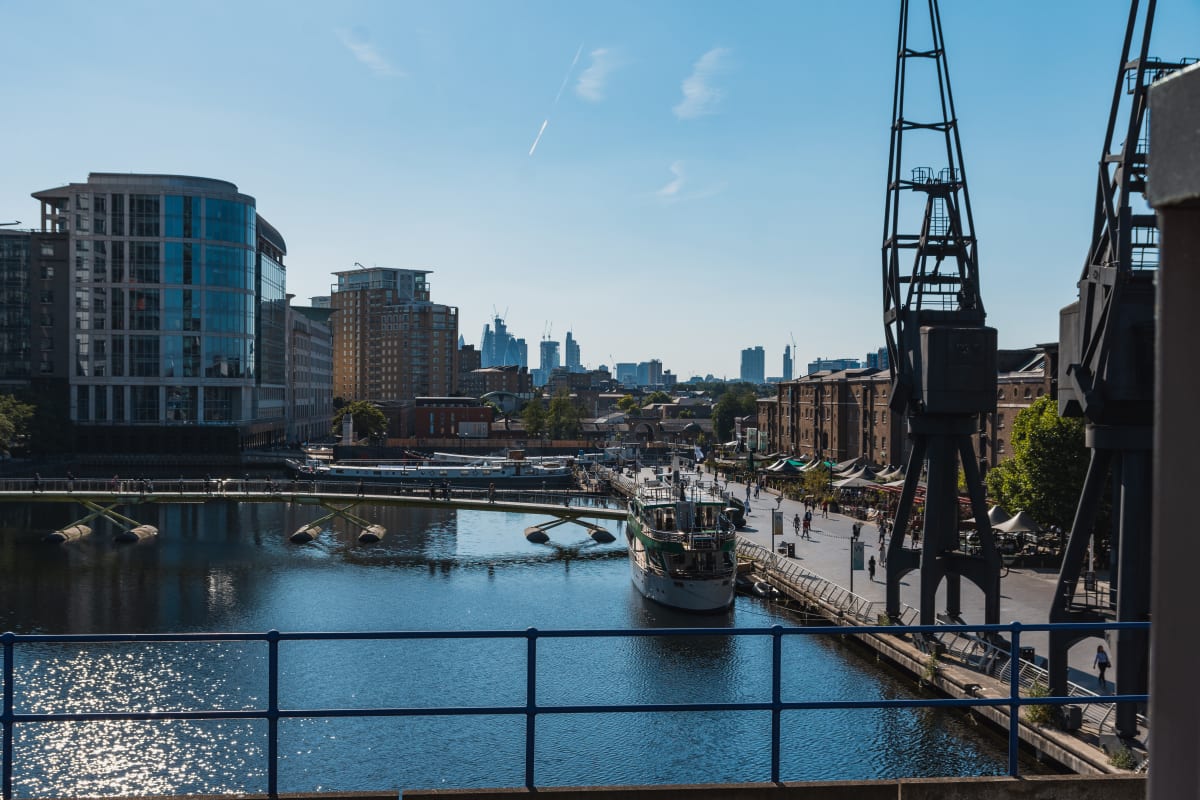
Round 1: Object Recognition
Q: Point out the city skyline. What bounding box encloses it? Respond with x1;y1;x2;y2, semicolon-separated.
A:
1;1;1197;378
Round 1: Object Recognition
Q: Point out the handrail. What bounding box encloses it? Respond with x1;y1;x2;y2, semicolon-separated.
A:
0;621;1149;798
737;538;1145;731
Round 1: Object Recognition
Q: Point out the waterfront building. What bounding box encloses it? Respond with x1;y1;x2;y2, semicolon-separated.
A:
330;266;458;407
985;344;1058;468
740;346;765;384
29;173;288;452
763;367;909;467
286;299;334;444
807;356;862;374
0;230;36;391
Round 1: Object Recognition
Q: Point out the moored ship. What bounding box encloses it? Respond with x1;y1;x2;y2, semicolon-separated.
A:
625;479;737;612
285;450;573;488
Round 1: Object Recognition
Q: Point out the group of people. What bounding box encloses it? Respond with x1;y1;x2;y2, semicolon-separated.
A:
792;510;814;540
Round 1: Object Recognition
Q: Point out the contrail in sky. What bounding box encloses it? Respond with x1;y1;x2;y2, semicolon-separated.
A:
529;43;583;156
553;43;584;105
528;119;549;156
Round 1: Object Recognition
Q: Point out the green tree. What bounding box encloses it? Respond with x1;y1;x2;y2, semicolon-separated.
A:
546;388;583;439
522;398;547;437
643;390;671;406
802;464;833;500
712;387;758;442
985;395;1089;529
0;393;34;453
616;394;639;413
331;401;388;442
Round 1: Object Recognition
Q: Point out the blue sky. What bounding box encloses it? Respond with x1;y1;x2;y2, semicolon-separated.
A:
2;0;1197;380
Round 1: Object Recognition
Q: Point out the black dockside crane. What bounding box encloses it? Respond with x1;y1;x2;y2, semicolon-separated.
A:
1050;0;1195;739
880;0;1002;628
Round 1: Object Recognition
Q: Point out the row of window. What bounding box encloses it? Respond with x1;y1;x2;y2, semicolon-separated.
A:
74;384;244;424
72;240;255;289
71;193;256;245
74;334;255;379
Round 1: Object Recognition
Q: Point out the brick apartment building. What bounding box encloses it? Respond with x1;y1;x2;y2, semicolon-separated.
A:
760;343;1058;472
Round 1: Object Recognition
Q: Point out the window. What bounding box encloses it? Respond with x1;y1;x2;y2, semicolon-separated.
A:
132;385;159;422
130;335;159;377
129;194;160;237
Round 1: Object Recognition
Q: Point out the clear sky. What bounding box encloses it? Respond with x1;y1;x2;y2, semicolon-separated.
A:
1;0;1196;380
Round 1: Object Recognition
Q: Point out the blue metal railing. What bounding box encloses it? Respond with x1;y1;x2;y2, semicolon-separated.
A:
0;621;1149;798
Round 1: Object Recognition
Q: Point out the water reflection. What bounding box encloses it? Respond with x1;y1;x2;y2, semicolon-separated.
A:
0;500;1050;795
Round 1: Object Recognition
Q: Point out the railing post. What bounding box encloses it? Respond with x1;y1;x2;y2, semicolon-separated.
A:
771;625;782;784
3;632;13;800
1008;622;1021;778
267;630;280;798
525;627;538;790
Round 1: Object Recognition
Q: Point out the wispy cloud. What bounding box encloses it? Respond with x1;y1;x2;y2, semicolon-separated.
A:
657;161;685;198
673;47;730;120
575;48;615;102
336;28;404;78
655;161;726;202
554;43;584;104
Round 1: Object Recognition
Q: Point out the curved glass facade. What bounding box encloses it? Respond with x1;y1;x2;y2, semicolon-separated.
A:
49;174;278;438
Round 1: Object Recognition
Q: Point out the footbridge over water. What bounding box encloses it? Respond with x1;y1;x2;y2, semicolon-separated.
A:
0;476;626;545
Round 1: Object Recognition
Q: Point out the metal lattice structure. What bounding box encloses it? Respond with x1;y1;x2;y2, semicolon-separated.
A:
1051;0;1195;738
881;0;1001;627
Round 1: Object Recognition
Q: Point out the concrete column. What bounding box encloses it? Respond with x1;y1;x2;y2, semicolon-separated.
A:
1147;62;1200;800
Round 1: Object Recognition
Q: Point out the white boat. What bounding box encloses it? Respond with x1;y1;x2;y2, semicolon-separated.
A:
625;480;737;612
285;453;573;488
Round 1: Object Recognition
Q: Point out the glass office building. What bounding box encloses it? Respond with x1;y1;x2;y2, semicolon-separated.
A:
31;174;288;453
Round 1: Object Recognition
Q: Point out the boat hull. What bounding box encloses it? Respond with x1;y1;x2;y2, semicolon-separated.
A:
625;529;735;613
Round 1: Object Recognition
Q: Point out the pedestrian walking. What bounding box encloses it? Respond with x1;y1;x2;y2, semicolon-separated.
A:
793;513;801;537
67;471;75;492
821;500;829;518
488;482;496;503
802;517;812;540
1094;645;1111;689
868;555;877;581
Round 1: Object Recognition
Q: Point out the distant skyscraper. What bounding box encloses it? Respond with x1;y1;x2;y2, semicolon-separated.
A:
740;346;766;383
535;339;560;386
564;330;582;372
615;362;637;386
783;345;793;382
865;347;890;370
636;359;663;387
480;316;526;367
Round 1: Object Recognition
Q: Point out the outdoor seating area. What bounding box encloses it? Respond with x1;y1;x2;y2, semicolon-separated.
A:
724;451;1072;568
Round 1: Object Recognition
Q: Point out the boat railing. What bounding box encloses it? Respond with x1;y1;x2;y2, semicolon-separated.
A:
0;620;1150;798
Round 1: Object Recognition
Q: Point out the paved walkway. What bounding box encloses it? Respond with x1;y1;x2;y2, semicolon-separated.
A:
712;471;1114;694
